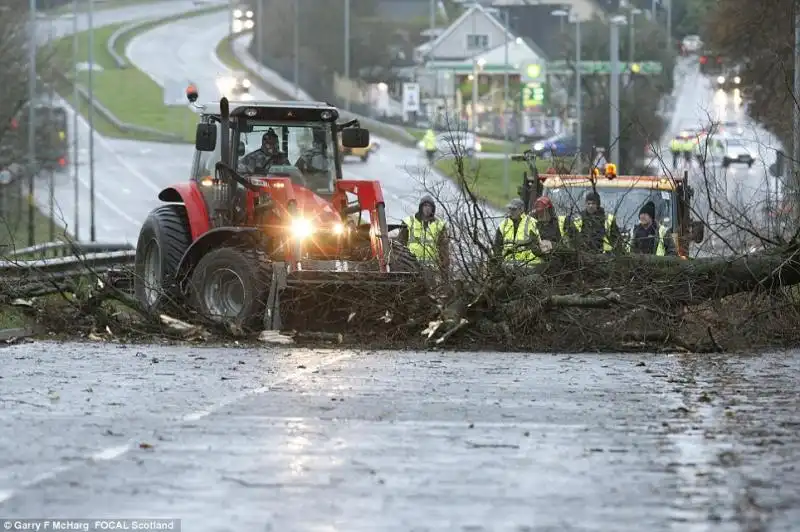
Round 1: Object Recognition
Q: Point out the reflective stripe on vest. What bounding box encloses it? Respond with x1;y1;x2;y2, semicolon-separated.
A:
627;224;669;255
404;216;444;262
500;214;536;263
572;214;616;252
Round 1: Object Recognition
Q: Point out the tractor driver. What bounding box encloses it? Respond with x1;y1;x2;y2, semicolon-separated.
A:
238;128;291;174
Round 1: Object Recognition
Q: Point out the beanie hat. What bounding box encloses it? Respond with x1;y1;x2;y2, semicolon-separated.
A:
639;201;656;219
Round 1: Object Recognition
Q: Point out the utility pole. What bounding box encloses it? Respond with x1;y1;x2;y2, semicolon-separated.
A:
666;0;672;52
88;0;96;242
502;8;510;197
47;15;55;242
794;5;800;218
293;0;299;98
609;17;622;166
27;0;37;247
344;0;350;111
256;0;263;64
72;0;80;240
575;14;582;161
430;0;437;117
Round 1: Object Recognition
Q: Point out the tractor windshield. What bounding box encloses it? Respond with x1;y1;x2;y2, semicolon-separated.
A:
543;185;676;233
235;120;336;194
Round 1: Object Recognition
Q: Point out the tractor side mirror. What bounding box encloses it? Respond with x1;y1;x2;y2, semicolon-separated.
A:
195;123;216;152
238;141;246;156
691;220;705;243
341;127;370;148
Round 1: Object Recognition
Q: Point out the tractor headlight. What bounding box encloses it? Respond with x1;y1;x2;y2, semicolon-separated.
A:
290;218;313;239
332;222;345;235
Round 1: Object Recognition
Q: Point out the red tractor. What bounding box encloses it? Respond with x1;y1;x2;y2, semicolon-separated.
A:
133;89;423;332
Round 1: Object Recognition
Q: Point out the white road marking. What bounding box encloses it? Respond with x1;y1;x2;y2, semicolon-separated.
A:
0;352;353;504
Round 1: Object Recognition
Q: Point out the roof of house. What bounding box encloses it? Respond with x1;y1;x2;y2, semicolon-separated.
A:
428;3;517;59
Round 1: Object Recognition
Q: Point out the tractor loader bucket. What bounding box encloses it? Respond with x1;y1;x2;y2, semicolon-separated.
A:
265;263;427;333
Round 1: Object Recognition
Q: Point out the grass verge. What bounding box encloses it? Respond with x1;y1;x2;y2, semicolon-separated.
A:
214;34;417;147
434;157;551;209
0;187;67;253
47;0;167;16
43;5;226;143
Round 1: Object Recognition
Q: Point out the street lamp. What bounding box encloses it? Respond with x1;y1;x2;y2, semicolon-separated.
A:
472;57;486;135
551;8;568;33
609;14;627;167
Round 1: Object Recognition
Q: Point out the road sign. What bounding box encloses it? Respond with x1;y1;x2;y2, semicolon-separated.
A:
520;62;546;83
402;83;420;114
546;60;663;75
522;82;545;108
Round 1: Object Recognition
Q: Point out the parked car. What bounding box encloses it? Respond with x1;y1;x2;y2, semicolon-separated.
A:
531;134;579;157
722;138;754;168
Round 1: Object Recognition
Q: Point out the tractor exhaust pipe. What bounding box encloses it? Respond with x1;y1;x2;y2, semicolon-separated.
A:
220;97;231;166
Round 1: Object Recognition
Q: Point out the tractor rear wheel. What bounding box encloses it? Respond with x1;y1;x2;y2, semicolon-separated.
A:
134;205;191;313
189;247;271;331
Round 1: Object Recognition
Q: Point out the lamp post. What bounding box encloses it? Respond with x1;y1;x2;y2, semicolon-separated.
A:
551;8;568;33
293;0;299;98
88;0;96;242
572;11;582;160
502;9;511;197
471;57;485;136
27;0;37;247
344;0;350;111
72;0;79;240
609;15;627;166
627;8;641;87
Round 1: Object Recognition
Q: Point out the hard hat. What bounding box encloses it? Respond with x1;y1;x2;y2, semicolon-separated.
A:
533;196;553;212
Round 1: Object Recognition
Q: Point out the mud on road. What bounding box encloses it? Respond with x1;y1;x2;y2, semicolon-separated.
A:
1;342;799;531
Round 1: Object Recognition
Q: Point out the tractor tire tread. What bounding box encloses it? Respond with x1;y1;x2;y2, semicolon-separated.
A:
134;204;191;313
190;246;272;331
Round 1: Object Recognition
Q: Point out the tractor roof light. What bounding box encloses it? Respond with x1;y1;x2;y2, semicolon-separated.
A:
604;163;617;179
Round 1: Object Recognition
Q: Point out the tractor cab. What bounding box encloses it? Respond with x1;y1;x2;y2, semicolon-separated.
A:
513;150;704;256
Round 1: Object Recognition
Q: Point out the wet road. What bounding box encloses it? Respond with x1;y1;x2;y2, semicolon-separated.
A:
33;1;224;243
659;57;782;253
126;11;480;224
1;342;798;530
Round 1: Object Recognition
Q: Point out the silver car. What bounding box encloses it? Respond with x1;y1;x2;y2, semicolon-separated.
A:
722;139;754;168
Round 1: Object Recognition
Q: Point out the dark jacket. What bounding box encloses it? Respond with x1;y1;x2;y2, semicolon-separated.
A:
238;148;290;174
398;197;450;268
631;222;675;255
567;207;622;252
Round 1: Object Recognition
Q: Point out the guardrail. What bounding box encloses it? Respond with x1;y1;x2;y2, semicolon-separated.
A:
0;250;135;279
8;241;134;259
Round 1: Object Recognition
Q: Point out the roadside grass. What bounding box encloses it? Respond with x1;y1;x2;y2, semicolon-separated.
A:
0;189;67;252
435;157;552;209
47;0;167;16
215;34;417;147
43;6;225;143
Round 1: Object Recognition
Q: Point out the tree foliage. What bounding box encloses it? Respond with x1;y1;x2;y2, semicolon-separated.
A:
0;0;32;170
558;16;675;168
706;0;793;150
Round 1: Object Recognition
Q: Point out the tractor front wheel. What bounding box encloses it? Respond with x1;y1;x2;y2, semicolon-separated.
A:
134;205;191;313
189;247;271;331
